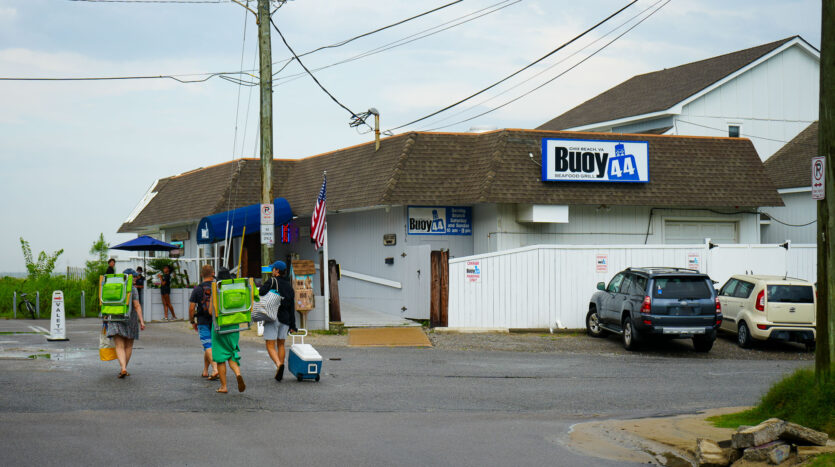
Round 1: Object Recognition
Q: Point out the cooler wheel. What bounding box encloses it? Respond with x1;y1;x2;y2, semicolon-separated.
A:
315;375;320;382
297;373;303;382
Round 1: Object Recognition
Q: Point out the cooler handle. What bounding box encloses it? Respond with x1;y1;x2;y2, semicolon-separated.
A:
290;328;308;346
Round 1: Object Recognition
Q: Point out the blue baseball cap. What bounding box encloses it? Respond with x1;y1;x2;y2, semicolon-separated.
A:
271;261;287;272
122;268;137;277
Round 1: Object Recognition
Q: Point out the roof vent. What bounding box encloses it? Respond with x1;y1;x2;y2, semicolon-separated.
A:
468;125;497;133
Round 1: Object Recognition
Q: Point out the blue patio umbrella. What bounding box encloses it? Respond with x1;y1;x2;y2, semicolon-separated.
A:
111;235;179;273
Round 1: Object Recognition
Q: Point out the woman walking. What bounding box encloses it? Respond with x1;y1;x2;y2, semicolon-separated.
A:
158;264;177;320
107;269;146;378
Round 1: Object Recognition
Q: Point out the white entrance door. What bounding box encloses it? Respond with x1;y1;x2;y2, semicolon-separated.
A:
403;244;431;319
664;221;738;244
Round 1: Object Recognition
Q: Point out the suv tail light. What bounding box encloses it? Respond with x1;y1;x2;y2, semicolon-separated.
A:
755;290;765;312
715;297;722;326
640;296;651;314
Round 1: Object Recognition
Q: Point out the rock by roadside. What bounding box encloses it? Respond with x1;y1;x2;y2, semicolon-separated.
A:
567;409;834;467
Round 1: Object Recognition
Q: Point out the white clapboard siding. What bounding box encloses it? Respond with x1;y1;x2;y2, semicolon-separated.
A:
449;244;817;329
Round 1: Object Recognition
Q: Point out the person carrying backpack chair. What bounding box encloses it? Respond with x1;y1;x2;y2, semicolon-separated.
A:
189;264;219;381
260;261;297;381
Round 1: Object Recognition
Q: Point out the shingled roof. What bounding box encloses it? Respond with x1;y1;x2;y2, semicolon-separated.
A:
119;129;782;232
537;37;799;131
763;121;818;189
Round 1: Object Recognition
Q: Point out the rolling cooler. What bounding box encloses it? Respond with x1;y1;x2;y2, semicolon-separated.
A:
99;274;133;324
288;329;322;382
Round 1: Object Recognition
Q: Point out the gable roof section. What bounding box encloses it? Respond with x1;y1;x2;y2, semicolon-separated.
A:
120;130;782;232
537;37;798;131
763;121;818;189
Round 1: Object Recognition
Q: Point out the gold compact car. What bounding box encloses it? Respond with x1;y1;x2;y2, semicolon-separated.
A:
717;275;816;350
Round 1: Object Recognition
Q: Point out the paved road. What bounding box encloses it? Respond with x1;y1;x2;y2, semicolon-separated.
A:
0;319;810;466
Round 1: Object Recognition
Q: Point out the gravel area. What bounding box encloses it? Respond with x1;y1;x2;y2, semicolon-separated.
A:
428;329;815;361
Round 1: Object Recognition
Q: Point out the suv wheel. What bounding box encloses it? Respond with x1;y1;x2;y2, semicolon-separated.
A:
622;315;640;351
692;334;714;352
586;307;606;338
737;322;752;348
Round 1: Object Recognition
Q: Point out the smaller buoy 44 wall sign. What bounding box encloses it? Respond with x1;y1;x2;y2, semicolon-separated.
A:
541;138;649;183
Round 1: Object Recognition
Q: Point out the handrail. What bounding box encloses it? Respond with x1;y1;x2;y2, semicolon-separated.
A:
340;269;401;289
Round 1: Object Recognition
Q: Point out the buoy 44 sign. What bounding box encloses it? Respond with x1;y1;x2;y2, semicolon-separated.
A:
541;138;649;183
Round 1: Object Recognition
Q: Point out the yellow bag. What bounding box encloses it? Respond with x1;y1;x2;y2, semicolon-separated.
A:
99;325;117;362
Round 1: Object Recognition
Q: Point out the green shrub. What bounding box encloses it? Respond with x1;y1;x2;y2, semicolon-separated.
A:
0;276;98;319
708;366;835;436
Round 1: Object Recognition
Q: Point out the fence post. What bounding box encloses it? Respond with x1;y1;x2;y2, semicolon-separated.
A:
36;291;40;318
81;291;86;318
13;291;16;319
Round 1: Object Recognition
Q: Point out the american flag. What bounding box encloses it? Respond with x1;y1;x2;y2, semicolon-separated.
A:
311;173;327;250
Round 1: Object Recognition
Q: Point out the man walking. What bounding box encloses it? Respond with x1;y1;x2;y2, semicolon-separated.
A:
260;261;297;381
189;264;219;381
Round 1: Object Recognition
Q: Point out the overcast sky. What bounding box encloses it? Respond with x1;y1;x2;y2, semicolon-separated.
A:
0;0;822;273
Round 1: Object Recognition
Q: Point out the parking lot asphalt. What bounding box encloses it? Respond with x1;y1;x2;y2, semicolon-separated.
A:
0;319;812;466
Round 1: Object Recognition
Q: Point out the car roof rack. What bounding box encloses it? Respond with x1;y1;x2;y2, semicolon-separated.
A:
626;267;701;274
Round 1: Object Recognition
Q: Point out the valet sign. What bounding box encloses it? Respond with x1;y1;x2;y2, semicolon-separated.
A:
541;138;650;183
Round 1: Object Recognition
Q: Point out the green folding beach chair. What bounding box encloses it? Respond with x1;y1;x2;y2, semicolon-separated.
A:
99;274;133;323
211;278;254;335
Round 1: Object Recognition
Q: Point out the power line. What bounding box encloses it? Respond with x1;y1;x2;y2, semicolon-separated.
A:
0;72;256;84
415;0;665;131
421;0;671;132
272;0;520;84
676;118;789;143
273;0;463;76
269;16;365;124
387;0;639;132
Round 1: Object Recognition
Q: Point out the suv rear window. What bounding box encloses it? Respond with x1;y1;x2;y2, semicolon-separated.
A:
766;285;814;304
652;277;711;299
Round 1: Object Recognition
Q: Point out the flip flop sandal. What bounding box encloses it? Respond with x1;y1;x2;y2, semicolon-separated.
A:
236;375;246;393
216;388;228;393
208;373;220;381
118;371;128;379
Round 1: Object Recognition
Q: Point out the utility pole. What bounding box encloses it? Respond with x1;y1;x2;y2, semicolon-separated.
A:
816;0;834;383
258;0;274;281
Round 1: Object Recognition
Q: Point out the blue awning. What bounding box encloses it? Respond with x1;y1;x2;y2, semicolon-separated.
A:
196;198;293;244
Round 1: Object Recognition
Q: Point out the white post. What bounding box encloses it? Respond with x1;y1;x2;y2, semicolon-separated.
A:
323;222;330;328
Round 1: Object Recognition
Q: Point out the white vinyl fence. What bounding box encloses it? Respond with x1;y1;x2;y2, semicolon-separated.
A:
448;243;816;330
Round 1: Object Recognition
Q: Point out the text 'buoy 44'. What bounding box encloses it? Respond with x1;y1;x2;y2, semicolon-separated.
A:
47;291;68;341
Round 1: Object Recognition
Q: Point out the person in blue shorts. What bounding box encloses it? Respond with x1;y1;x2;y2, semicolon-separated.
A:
189;264;218;380
260;261;297;382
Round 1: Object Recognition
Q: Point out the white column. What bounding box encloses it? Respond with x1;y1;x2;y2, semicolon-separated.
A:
323;222;330;327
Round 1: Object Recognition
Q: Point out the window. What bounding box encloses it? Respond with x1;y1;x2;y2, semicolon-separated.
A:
652;277;712;299
734;281;755;299
720;279;738;296
632;275;648;295
620;275;633;295
728;125;740;138
607;274;625;293
767;285;814;304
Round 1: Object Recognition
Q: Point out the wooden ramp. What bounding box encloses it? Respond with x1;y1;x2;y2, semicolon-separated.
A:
348;327;431;347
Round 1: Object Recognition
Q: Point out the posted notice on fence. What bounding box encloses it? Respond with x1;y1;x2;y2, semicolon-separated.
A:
687;252;701;271
595;254;608;273
466;261;481;282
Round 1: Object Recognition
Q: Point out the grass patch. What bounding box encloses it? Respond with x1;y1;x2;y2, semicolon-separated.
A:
309;329;346;336
807;453;835;466
707;366;835;436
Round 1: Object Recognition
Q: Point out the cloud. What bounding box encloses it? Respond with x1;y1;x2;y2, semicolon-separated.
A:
0;7;16;22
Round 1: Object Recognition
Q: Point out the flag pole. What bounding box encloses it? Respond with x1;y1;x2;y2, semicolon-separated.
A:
323;221;330;328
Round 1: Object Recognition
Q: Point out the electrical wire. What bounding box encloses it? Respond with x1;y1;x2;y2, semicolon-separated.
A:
416;0;665;131
0;72;255;84
272;0;463;76
386;0;639;132
676;119;789;143
269;16;366;125
421;0;670;132
272;0;520;82
761;213;817;227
